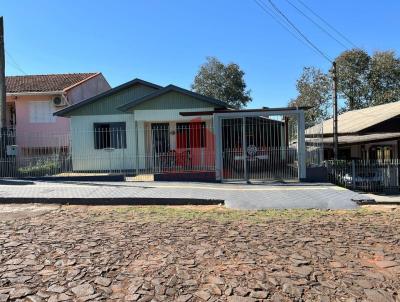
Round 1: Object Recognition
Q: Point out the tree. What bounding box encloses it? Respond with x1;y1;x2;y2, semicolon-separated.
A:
335;49;370;110
368;51;400;106
191;57;252;108
289;67;331;128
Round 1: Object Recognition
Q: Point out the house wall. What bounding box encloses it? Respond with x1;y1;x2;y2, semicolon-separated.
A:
132;91;219;110
70;114;135;171
12;94;70;148
66;73;111;105
67;84;159;116
69;107;214;171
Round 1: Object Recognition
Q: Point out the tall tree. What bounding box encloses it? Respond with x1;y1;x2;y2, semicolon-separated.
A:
192;57;252;108
289;67;331;128
368;51;400;106
335;49;370;110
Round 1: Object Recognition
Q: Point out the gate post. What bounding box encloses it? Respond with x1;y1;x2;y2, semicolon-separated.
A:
242;117;248;181
213;114;222;181
297;110;306;181
351;160;356;189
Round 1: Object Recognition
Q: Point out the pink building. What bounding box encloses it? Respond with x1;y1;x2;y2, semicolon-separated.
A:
5;73;110;153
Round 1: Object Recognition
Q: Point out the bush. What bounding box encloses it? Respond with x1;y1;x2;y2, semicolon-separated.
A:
18;159;60;177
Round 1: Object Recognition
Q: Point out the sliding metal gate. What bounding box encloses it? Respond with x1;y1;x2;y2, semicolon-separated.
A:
216;112;304;182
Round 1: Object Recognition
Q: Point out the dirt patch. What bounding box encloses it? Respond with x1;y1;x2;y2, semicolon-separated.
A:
0;203;59;221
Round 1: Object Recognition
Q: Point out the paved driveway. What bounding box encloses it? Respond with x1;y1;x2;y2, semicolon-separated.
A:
0;180;364;209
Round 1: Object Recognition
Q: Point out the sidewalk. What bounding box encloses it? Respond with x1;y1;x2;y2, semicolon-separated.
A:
0;180;365;209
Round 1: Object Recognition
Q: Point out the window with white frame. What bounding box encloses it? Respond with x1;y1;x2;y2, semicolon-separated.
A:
29;101;56;123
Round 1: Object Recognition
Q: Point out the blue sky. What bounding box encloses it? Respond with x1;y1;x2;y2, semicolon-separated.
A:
1;0;400;108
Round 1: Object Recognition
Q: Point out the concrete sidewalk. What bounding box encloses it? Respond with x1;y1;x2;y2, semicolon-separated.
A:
0;179;366;209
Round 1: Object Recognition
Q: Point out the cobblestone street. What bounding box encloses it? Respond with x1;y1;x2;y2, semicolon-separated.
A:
0;205;399;302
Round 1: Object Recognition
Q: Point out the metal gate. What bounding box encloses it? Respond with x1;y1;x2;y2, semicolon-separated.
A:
219;115;299;182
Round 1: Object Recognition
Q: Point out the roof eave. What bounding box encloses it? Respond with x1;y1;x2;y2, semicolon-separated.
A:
8;91;64;96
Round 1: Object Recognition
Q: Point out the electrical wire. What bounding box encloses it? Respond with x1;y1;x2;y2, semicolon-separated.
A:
252;0;312;49
5;49;27;75
285;0;349;50
296;0;358;49
266;0;332;63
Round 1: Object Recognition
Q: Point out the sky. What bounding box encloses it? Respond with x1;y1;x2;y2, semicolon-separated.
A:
1;0;400;108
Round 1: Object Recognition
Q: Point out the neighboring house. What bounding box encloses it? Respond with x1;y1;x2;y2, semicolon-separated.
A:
306;101;400;160
54;78;300;181
5;73;110;153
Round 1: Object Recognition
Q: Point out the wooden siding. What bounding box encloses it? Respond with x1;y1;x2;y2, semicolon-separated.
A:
69;84;158;116
130;91;224;111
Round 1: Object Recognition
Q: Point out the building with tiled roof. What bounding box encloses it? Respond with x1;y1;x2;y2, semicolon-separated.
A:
5;72;110;150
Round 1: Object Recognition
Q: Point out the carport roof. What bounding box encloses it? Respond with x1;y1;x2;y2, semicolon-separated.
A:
179;106;312;116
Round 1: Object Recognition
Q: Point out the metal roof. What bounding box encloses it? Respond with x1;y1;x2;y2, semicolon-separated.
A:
306;132;400;145
306;101;400;135
179;106;311;116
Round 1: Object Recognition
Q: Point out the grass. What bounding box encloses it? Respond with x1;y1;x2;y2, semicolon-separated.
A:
84;205;373;223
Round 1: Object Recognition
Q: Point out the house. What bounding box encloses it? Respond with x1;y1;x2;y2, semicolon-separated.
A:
306;101;400;160
5;73;110;154
55;78;307;182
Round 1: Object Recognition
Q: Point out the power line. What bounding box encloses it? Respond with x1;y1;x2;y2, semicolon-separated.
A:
296;0;358;49
285;0;349;50
266;0;332;63
252;0;311;49
5;49;27;75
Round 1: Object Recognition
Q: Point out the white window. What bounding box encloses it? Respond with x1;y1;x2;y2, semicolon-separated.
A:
29;101;56;123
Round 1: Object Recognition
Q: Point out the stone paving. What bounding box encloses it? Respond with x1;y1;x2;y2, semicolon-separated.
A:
0;180;362;209
0;205;399;301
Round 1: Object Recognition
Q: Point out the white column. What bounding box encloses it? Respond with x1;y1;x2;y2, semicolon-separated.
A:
213;114;222;181
297;110;306;180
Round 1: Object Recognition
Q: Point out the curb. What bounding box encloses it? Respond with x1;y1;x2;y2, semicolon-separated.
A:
0;197;224;206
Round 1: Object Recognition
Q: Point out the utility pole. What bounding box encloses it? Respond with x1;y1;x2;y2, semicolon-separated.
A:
0;17;6;130
332;61;338;160
0;16;7;160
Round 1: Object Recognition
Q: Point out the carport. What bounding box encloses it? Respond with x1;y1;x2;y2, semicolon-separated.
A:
181;107;308;182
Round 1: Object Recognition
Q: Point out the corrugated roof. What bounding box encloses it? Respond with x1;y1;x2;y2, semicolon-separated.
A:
306;101;400;135
6;73;99;93
306;132;400;145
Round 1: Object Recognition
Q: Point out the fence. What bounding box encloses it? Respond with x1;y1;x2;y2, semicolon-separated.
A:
0;124;217;179
0;118;304;182
326;160;400;194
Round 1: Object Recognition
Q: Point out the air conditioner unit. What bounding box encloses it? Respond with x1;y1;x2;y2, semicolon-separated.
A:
53;96;67;107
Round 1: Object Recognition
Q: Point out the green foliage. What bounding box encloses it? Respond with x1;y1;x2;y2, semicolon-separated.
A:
290;49;400;123
336;49;370;110
368;51;400;106
289;66;332;128
192;57;252;108
336;49;400;110
18;159;60;177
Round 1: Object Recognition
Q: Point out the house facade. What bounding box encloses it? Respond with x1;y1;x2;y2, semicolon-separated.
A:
5;73;110;152
306;101;400;160
55;78;306;181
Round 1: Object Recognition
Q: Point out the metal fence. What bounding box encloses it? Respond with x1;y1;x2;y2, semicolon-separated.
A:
220;116;299;181
0;116;305;182
326;160;400;193
0;124;217;180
